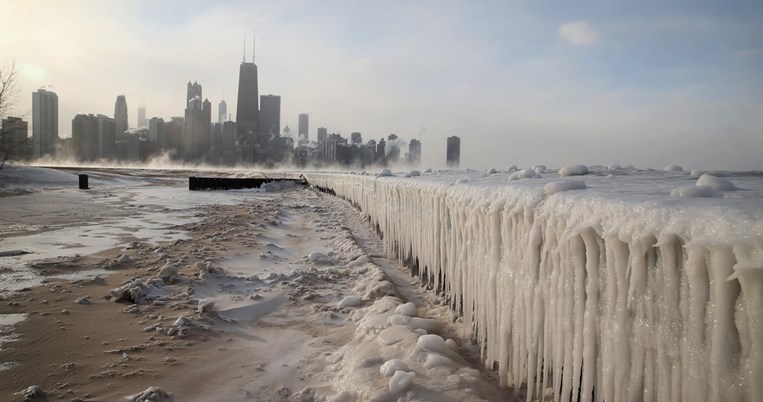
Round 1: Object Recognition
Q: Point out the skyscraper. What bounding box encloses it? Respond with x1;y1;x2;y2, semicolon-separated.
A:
317;127;328;142
235;40;259;161
218;99;227;126
114;95;128;135
72;114;98;162
137;104;147;129
408;139;421;166
298;113;309;141
183;81;211;161
259;94;280;137
32;89;58;158
1;117;29;161
446;136;460;168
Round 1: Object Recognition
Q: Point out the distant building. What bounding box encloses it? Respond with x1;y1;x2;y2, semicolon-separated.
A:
32;89;58;158
350;132;362;145
236;53;259;162
317;127;328;142
259;94;281;137
183;82;212;162
1;117;29;161
298;113;309;141
218;99;227;126
72;114;98;161
446;136;460;168
114;95;128;135
408;139;421;166
96;114;115;160
137;104;147;129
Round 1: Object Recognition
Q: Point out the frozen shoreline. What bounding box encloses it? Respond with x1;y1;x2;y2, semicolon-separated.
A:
0;166;511;401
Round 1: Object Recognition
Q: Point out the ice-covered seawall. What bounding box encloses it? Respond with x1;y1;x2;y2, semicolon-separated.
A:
305;169;763;402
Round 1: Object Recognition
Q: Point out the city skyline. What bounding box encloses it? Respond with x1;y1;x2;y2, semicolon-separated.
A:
2;0;762;170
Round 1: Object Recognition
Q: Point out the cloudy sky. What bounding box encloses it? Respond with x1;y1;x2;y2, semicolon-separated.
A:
2;0;762;170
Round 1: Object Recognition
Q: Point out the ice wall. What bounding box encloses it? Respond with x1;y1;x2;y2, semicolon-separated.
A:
305;171;763;402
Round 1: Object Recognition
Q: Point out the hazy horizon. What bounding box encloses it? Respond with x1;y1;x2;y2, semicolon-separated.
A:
2;0;762;170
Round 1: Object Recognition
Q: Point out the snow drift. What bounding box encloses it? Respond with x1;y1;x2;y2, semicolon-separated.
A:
305;169;763;402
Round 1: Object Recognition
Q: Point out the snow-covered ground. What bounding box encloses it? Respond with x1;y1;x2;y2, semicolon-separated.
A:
305;165;763;402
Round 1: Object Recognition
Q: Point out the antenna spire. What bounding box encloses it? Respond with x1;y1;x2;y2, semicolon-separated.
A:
252;34;256;64
243;34;246;62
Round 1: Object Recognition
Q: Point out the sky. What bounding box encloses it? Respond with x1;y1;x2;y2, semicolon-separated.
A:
2;0;762;170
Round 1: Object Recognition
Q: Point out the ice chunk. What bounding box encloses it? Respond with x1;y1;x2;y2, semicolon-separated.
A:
505;164;518;173
559;164;589;176
424;353;453;369
197;299;215;313
380;359;409;377
533;164;547;174
394;302;417;317
18;385;44;400
486;167;498;175
509;168;539;180
376;169;393;177
544;180;587;195
690;169;704;178
110;279;149;304
408;170;421;177
157;262;177;284
416;334;450;354
388;370;416;394
697;174;737;191
339;296;362;307
126;386;174;402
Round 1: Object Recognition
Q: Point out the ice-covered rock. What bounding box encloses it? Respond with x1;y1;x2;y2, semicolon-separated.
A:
379;359;409;377
388;370;416;394
416;334;451;354
172;316;188;327
424;353;453;369
559;164;589;176
376;168;393;177
394;302;417;317
126;386;174;402
532;164;547;174
690;169;704;178
697;174;737;191
197;299;215;313
157;262;178;284
74;296;91;305
110;279;149;304
509;168;539;180
408;170;421;177
486;167;498;175
17;385;44;401
544;180;587;195
505;164;518;173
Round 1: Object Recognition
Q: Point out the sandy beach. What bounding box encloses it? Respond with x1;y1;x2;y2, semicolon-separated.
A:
0;167;512;402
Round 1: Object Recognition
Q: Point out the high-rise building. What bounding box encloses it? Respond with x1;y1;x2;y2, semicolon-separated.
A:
72;114;98;162
218;99;227;126
114;95;128;135
298;113;309;141
137;104;147;129
1;117;29;161
350;132;362;145
236;46;259;162
317;127;328;142
183;81;211;161
259;94;280;137
32;89;58;158
446;136;460;168
408;139;421;166
96;114;115;160
148;117;165;147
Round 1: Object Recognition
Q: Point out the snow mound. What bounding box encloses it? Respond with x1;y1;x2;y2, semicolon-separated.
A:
509;168;539;180
697;174;737;191
544;180;587;195
664;164;684;172
408;170;421;177
690;169;704;178
157;262;178;284
17;385;44;401
110;279;151;304
559;164;589;176
416;334;451;354
486;167;498;175
533;164;547;174
424;353;453;369
505;164;518;173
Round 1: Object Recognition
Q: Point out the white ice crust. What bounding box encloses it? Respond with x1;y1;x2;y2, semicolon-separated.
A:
306;168;763;402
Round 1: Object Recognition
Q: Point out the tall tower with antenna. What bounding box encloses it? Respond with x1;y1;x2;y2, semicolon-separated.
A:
235;34;259;162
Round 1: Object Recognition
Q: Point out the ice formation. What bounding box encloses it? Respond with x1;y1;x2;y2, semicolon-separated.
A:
559;164;589;176
306;170;763;402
